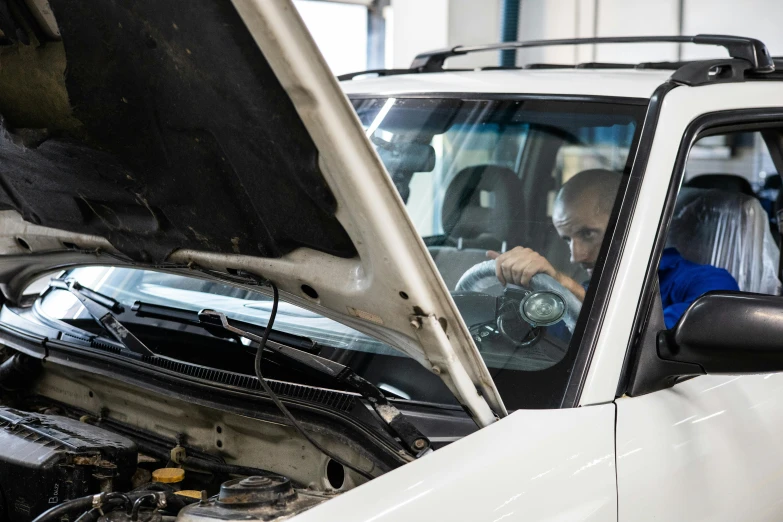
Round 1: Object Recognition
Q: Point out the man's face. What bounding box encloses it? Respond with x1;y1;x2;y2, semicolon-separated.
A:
552;191;610;277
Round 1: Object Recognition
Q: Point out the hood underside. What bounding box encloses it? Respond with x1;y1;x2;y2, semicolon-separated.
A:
0;0;354;263
0;0;506;426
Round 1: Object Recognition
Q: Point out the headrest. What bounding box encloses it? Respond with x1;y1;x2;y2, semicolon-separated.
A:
668;187;780;295
441;165;524;245
684;174;755;196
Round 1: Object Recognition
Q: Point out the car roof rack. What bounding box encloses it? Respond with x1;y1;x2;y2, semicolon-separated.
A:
410;35;774;73
339;34;778;88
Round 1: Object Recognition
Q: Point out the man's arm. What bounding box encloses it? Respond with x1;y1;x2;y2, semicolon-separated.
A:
487;247;586;301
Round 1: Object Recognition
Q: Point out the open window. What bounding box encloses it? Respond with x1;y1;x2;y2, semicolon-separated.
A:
621;116;783;397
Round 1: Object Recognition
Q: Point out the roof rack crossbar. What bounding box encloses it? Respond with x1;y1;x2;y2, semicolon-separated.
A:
410;34;774;73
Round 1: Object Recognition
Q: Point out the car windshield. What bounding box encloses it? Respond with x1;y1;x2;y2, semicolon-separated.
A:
350;95;644;405
36;96;644;411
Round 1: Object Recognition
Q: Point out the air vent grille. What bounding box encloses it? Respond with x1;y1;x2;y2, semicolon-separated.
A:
138;355;356;412
90;339;123;354
0;419;67;452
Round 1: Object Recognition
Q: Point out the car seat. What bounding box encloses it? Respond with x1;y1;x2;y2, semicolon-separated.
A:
430;165;526;290
666;187;781;295
684;173;755;197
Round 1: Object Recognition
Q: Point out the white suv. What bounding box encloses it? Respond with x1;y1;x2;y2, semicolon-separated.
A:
333;33;783;522
0;2;782;521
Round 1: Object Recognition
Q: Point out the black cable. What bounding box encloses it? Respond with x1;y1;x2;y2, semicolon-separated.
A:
130;438;280;482
73;499;125;522
32;496;94;522
131;494;158;522
180;455;280;481
253;283;374;481
32;493;127;522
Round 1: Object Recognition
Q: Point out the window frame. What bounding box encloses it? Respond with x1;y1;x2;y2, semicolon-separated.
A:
616;108;783;398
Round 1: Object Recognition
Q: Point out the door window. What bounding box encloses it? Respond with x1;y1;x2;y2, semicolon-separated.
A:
658;129;782;329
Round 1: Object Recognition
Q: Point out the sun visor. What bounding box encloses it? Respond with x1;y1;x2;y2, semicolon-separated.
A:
0;0;356;263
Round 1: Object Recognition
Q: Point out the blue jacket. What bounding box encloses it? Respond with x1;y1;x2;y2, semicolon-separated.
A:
547;248;738;340
658;247;739;328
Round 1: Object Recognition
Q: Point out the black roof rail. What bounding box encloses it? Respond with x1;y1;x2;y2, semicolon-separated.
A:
410;34;774;73
336;68;417;81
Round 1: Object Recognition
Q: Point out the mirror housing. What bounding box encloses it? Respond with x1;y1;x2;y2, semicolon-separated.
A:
659;291;783;373
626;290;783;397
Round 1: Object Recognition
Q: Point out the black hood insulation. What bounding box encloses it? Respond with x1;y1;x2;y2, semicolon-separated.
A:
0;0;356;263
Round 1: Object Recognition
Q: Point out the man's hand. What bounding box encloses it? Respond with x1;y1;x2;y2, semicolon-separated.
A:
487;247;586;301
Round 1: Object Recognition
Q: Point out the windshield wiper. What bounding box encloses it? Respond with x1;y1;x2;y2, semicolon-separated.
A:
48;279;155;357
130;301;320;355
198;309;432;457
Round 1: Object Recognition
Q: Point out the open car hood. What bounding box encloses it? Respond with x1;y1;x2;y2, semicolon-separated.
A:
0;0;505;425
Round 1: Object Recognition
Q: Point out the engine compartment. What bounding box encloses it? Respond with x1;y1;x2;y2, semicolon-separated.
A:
0;406;137;522
0;351;382;522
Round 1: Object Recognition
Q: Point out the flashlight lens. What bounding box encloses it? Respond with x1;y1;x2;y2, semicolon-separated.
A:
521;291;566;326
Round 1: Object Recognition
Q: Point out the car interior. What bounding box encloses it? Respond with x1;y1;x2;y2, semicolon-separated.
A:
429;164;529;290
672;130;783;296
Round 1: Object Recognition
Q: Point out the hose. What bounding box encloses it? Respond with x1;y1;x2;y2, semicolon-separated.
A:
132;438;280;484
32;493;126;522
33;489;195;522
73;499;126;522
0;353;40;391
250;284;374;481
32;496;94;522
180;456;278;480
131;494;158;522
130;483;198;511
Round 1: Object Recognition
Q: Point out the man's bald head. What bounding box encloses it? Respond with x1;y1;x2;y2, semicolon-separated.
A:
555;168;622;218
552;169;622;275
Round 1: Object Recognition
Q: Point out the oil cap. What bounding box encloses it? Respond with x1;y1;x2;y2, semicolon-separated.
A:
152;467;185;484
217;476;296;507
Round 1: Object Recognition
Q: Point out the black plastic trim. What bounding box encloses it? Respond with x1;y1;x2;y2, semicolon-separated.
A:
337;68;416;81
559;81;679;408
0;322;48;358
669;58;753;86
347;92;650;105
615;108;783;397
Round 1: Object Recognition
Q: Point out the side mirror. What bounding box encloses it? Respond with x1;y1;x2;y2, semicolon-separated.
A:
658;292;783;373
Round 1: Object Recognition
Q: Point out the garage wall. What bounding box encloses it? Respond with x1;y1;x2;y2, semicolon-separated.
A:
388;0;783;70
390;0;502;69
681;0;783;59
390;0;450;68
515;0;783;65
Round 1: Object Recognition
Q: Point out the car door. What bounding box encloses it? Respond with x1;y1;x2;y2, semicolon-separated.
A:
601;85;783;520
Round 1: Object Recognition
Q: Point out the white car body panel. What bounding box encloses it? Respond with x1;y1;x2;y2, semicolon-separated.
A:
579;81;783;406
341;68;671;98
294;404;617;522
616;374;783;520
564;81;783;519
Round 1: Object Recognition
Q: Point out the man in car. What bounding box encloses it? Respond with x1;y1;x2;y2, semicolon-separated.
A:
488;168;739;328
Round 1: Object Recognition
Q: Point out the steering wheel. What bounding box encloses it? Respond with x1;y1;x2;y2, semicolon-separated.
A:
455;259;581;333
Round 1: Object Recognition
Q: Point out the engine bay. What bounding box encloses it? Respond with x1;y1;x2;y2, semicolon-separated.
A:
0;351;377;522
